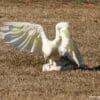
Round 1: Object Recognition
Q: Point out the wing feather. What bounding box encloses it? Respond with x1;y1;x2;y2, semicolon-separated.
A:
67;39;83;65
0;22;44;55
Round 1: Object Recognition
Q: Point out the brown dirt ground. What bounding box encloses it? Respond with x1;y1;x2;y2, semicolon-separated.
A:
0;0;100;100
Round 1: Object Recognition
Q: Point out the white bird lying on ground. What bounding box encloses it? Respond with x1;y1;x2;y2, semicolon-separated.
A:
0;22;83;71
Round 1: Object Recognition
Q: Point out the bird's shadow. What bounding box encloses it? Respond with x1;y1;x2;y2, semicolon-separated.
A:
74;65;100;71
56;56;100;71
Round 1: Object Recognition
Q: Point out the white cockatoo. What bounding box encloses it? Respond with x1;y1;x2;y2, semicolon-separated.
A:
0;22;83;71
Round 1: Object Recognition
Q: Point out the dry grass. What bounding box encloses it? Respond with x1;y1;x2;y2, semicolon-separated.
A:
0;0;100;100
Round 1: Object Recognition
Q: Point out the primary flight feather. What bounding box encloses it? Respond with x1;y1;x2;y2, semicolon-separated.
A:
0;22;83;71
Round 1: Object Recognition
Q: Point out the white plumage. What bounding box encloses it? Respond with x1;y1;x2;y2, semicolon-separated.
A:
0;22;83;71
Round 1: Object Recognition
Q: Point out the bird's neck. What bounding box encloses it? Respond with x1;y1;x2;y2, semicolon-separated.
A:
61;30;70;40
49;29;61;47
41;29;61;47
55;29;61;41
40;31;48;43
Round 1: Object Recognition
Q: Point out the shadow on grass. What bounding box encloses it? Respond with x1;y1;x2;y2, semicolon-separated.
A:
76;65;100;71
61;64;100;71
57;56;100;71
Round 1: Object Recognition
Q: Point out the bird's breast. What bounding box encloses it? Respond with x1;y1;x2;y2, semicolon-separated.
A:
58;38;69;56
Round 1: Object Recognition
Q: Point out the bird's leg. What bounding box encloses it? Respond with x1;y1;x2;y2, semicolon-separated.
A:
72;52;87;69
72;51;80;67
44;59;53;66
49;59;53;65
44;56;47;63
43;56;50;65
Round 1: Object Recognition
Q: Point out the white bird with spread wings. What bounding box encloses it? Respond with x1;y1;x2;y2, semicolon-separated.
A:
0;22;83;71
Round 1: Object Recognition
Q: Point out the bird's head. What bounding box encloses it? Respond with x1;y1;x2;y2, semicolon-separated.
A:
56;22;70;38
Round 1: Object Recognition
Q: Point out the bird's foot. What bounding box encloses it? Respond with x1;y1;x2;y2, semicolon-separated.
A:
42;63;62;72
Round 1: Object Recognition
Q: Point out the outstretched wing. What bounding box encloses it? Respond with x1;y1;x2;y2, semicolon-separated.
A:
67;38;83;66
0;22;45;55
